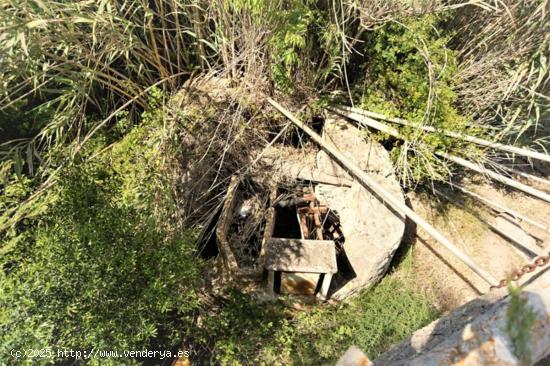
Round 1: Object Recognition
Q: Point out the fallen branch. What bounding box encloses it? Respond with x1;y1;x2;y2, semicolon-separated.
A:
268;98;497;287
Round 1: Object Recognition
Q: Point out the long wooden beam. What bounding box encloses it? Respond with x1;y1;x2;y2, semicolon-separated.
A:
448;182;550;233
328;106;550;204
497;164;550;188
335;104;550;164
268;98;497;286
432;188;543;259
437;152;550;204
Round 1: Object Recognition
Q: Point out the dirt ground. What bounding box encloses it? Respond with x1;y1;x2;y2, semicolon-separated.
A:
401;173;550;312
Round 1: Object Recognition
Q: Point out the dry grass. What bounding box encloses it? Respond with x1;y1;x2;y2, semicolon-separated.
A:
451;1;550;151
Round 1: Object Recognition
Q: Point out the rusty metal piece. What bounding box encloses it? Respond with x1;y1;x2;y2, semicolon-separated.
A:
304;188;324;240
294;188;326;240
491;250;550;290
300;213;309;239
297;206;329;214
312;207;323;240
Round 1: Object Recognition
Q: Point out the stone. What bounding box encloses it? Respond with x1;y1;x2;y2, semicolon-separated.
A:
315;115;406;299
372;270;550;365
336;346;372;366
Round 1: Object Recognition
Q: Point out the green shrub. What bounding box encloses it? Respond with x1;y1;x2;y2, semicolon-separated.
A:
507;285;537;366
353;14;482;185
0;111;202;365
291;275;437;364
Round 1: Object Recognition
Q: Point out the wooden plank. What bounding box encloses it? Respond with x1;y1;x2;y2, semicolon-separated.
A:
438;152;550;203
432;188;543;259
215;175;241;272
448;182;550;233
498;164;550;187
267;270;276;295
269;98;497;286
259;185;278;263
264;238;337;273
318;273;333;300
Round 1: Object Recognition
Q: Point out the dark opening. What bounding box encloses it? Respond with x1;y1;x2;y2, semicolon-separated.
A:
265;183;358;299
311;116;325;135
288;126;308;148
381;136;399;151
273;271;282;294
322;210;357;297
287;116;325;148
272;205;302;238
197;207;221;259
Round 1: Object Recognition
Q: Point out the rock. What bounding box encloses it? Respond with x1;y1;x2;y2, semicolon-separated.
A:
372;270;550;365
315;115;406;299
236;114;405;300
336;346;372;366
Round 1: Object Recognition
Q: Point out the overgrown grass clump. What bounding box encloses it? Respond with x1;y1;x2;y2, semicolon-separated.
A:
188;271;437;365
351;14;482;185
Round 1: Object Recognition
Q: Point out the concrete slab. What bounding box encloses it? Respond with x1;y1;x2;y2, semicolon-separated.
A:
315;115;406;299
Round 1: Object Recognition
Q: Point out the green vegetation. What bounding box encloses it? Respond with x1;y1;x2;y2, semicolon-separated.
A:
0;1;547;365
353;14;481;185
1;99;437;365
187;268;437;365
1;105;202;365
507;285;537;366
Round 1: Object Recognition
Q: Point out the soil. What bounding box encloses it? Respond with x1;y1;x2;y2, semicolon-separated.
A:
404;174;550;312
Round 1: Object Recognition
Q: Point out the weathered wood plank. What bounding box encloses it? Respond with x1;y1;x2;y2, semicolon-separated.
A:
264;238;337;274
336;104;550;164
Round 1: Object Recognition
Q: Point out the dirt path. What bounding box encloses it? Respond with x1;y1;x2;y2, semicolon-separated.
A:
404;176;550;311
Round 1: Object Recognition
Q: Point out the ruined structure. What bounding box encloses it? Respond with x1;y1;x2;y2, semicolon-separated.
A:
213;114;406;300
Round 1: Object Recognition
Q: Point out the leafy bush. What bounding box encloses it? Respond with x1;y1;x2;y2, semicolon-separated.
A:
507;285;537;366
0;111;202;365
353;14;482;185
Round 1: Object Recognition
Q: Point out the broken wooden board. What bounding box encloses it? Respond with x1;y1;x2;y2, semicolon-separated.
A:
315;115;406;299
215;175;270;281
264;238;337;273
493;213;543;258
